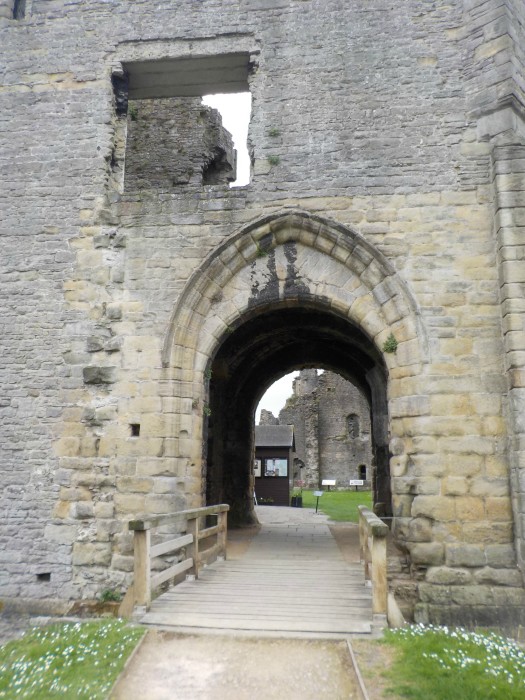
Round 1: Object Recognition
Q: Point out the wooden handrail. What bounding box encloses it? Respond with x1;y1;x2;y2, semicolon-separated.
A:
130;503;229;610
358;505;388;616
129;503;230;531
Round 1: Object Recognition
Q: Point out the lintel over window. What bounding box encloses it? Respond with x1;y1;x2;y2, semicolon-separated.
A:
122;53;251;100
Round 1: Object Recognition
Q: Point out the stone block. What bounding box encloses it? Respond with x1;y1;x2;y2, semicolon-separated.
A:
455;497;485;521
439;436;494;455
443;477;468;496
94;405;118;422
409;543;444;566
153;478;177;494
470;478;509;498
473;567;523;587
491;587;525;607
55;438;80;458
407;517;433;543
392;495;413;518
96;519;122;542
94;502;115;519
449;585;494;607
392;476;418;495
53;501;72;519
106;304;123;320
145;495;184;514
443;454;483;478
485;544;516;568
426;566;473;585
138;458;179;477
418;583;453;605
446;544;486;567
486;497;513;520
116;476;154;493
44;523;78;545
60;487;91;502
72;502;94;520
411;496;455;521
72;543;112;567
111;554;134;572
463;521;513;544
390;455;409;477
83;366;117;384
484;456;508;478
114;493;146;514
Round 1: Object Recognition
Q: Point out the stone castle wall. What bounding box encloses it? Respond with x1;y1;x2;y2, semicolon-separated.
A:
1;0;525;627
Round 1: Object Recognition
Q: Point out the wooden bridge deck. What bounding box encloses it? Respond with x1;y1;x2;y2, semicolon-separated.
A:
139;507;375;638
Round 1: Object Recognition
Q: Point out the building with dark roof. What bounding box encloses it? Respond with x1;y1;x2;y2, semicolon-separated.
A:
254;425;295;506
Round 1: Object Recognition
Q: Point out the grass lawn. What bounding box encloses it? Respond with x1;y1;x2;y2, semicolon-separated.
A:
381;624;525;700
0;619;145;699
300;489;372;522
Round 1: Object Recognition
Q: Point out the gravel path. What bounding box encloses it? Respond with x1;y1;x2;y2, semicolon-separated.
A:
111;631;364;700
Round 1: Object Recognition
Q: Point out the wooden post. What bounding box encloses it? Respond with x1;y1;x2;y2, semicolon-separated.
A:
187;515;200;579
371;531;387;615
218;510;228;560
133;527;151;608
358;506;366;563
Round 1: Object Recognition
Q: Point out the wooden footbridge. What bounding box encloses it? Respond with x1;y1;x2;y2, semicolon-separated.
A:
129;504;388;638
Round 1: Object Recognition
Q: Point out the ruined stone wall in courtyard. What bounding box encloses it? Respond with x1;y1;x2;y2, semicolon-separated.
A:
1;0;525;628
273;370;372;488
125;98;236;190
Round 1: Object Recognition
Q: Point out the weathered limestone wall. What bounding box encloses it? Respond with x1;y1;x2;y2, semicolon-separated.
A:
277;370;372;488
0;0;524;627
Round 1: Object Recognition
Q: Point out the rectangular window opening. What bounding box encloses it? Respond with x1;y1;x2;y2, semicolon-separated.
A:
130;423;141;437
37;573;51;582
121;52;253;190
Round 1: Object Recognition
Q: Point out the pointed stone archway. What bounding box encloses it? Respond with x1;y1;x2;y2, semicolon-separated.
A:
162;210;428;528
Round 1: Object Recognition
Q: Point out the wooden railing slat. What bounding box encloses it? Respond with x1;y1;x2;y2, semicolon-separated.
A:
198;525;219;540
130;503;229;611
199;542;221;563
150;533;193;559
151;558;193;589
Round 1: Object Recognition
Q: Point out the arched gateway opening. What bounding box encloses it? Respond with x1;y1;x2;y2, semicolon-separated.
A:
206;304;389;525
163;211;427;529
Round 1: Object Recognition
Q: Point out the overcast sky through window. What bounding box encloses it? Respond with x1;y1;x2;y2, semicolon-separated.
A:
255;372;300;424
202;92;252;186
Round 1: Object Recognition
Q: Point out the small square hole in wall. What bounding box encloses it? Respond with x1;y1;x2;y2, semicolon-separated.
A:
130;423;141;437
13;0;26;19
37;573;51;582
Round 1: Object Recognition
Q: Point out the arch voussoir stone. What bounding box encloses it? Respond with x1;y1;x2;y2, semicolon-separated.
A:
163;210;428;370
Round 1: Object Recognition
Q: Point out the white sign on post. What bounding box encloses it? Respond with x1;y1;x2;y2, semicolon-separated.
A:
349;480;364;486
322;479;336;487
